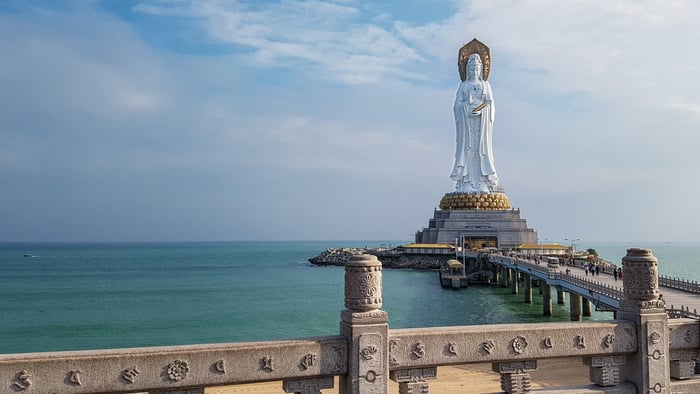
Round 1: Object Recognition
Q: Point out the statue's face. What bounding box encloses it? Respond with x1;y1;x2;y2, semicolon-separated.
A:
467;55;482;79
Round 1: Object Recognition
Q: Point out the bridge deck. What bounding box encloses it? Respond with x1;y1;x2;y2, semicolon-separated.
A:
490;254;700;314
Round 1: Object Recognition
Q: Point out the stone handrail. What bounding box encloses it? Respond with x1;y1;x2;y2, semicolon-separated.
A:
1;249;698;394
0;337;346;394
388;321;636;368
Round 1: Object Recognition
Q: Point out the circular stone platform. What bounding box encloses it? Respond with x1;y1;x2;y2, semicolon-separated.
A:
439;192;511;210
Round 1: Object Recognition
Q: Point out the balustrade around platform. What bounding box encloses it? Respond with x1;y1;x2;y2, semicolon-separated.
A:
1;249;699;393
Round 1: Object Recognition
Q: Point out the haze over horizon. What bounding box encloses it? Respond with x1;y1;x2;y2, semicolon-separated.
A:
1;1;698;243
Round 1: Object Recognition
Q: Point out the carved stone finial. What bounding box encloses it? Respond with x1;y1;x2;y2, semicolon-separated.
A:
622;248;659;301
344;254;383;312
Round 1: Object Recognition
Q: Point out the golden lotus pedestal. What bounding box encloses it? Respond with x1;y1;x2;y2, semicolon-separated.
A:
439;192;511;210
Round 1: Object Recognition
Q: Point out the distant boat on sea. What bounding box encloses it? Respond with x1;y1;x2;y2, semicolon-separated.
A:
23;253;32;258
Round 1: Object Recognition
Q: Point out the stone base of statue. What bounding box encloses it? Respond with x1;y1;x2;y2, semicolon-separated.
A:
415;192;536;250
440;192;511;210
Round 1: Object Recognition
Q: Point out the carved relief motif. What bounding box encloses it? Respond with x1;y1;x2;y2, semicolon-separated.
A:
389;339;400;366
68;370;82;385
344;256;383;312
300;353;317;370
411;342;426;358
361;345;378;360
215;359;226;373
364;370;378;383
542;337;553;348
651;382;663;393
575;335;586;349
511;336;528;354
482;340;495;354
684;328;694;343
622;248;659;301
446;342;458;355
167;359;189;381
650;331;662;345
121;367;140;384
261;356;274;372
12;370;32;391
603;333;615;348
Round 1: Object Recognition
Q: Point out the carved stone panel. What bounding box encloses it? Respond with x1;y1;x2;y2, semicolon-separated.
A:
358;333;384;393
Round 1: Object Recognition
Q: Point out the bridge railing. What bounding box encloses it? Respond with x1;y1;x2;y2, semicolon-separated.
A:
0;337;347;394
659;275;700;293
553;272;624;300
0;249;697;394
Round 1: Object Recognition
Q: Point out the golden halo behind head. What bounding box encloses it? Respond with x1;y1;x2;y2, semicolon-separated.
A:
458;38;491;81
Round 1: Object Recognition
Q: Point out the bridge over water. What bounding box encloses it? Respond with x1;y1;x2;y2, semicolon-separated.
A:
486;253;700;321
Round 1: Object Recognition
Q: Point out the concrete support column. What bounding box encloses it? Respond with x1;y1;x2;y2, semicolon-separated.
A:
542;283;552;316
504;268;511;288
584;356;624;387
582;298;592;317
492;361;537;394
556;287;566;305
569;293;582;321
510;269;519;295
523;274;532;304
339;254;388;394
283;377;335;394
390;367;437;394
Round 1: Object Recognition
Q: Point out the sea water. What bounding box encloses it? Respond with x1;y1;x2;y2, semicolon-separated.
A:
0;241;697;355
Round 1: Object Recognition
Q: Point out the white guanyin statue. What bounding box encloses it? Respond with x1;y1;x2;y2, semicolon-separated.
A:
450;51;499;193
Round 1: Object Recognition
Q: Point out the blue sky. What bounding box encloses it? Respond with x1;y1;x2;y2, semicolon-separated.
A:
1;0;699;243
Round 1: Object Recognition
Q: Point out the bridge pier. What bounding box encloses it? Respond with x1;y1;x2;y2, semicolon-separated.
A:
582;298;592;317
556;287;566;305
569;293;582;321
542;283;552;316
511;269;519;294
523;274;532;304
501;267;509;287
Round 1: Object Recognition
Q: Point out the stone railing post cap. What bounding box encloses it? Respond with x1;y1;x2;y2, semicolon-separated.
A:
346;254;381;266
625;248;653;257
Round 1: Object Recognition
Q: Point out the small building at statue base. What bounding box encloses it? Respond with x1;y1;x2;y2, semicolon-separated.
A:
414;192;538;250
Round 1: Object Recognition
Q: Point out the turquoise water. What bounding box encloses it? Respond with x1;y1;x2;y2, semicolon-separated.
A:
0;241;695;354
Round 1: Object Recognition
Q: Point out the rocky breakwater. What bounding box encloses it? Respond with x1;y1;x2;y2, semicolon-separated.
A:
309;248;449;269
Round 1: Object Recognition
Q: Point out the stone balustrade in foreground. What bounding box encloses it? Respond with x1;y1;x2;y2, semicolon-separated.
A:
1;248;699;393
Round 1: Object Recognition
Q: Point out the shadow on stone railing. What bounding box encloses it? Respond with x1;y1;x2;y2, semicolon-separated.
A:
1;249;699;394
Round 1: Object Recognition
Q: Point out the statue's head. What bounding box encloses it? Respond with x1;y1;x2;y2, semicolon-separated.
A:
467;53;483;80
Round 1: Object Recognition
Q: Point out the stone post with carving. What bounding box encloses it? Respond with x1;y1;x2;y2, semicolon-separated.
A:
339;254;389;394
616;248;670;393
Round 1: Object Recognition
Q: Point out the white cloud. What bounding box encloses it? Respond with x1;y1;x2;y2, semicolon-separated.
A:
133;0;427;83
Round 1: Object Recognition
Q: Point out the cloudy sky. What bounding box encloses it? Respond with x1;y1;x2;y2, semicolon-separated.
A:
1;0;698;243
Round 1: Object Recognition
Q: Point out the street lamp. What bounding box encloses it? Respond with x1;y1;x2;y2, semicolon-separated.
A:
565;238;580;266
540;237;549;256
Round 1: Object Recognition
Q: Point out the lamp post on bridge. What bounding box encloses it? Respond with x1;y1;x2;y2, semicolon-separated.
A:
565;238;580;266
